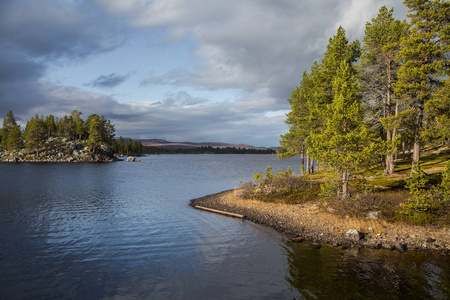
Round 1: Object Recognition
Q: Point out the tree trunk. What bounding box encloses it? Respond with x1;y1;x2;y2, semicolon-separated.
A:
402;140;405;160
385;129;393;174
300;149;305;176
306;155;310;174
412;101;424;169
342;169;349;199
385;60;395;175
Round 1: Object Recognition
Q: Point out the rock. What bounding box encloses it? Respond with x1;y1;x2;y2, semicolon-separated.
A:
127;156;140;162
100;143;114;156
367;211;381;220
396;243;407;252
345;229;365;242
307;243;322;249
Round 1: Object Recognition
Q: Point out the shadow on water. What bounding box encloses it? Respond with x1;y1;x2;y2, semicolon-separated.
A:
284;242;450;299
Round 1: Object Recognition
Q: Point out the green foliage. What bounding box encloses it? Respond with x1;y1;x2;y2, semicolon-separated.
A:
1;110;116;156
24;114;46;156
241;166;314;204
307;61;383;198
394;0;449;165
111;136;143;156
1;110;23;151
398;161;450;225
87;114;103;152
319;180;339;199
279;27;361;163
401;162;433;212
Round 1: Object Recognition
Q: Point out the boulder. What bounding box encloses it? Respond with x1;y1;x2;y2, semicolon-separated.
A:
100;143;114;156
345;229;365;242
367;211;381;220
307;243;322;249
127;156;140;162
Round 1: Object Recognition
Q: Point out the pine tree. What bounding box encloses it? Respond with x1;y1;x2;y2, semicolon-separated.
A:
1;110;23;150
361;6;408;174
425;78;450;144
395;0;449;168
280;27;361;173
312;26;361;131
24;114;45;157
87;114;103;152
44;115;56;138
307;61;380;198
279;71;313;172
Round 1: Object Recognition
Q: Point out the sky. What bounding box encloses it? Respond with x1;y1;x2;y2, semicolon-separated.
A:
0;0;408;147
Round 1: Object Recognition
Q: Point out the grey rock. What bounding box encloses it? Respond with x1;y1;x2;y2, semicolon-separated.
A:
127;156;140;162
367;211;381;220
345;229;365;242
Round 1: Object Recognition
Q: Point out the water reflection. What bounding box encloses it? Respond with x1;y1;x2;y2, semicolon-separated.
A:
285;243;450;299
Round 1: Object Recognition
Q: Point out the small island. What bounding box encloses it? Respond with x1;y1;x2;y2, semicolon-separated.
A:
0;110;141;162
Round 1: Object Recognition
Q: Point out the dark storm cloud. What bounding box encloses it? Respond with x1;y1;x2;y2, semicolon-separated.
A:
0;0;124;60
88;73;131;89
0;0;408;146
0;0;125;117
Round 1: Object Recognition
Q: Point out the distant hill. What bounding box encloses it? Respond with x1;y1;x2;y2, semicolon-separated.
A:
139;139;268;150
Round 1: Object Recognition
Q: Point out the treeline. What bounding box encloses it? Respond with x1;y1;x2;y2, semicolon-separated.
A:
111;137;143;156
142;146;275;155
1;110;115;153
280;1;449;198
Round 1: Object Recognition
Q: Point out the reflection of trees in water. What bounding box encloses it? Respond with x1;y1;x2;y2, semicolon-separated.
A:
284;243;450;299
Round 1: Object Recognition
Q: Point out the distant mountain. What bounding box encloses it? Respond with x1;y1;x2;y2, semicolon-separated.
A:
139;139;268;150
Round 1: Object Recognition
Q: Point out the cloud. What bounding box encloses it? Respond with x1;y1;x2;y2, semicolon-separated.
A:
0;0;125;114
87;73;132;89
0;0;409;146
119;0;407;101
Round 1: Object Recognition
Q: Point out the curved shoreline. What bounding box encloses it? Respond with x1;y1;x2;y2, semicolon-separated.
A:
191;189;450;253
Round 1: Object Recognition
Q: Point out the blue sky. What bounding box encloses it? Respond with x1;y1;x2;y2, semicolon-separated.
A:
0;0;407;147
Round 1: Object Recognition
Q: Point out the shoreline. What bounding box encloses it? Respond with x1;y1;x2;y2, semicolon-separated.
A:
191;189;450;253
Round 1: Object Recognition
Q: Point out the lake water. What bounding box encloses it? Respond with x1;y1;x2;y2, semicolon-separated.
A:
0;155;449;299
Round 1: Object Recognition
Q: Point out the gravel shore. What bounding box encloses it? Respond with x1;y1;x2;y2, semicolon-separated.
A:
191;189;450;253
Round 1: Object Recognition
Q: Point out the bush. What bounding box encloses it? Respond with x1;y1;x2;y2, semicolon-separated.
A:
396;161;450;225
239;166;318;204
325;190;409;219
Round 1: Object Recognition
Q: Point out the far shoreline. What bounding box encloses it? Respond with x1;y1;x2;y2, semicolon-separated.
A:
190;189;450;254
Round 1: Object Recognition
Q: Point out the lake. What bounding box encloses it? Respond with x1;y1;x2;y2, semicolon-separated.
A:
0;155;449;299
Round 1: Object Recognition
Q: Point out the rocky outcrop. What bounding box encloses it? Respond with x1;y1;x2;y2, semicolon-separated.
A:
0;137;119;163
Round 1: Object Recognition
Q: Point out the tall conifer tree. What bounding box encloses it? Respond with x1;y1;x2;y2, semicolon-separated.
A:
361;6;408;174
307;61;380;198
395;0;449;168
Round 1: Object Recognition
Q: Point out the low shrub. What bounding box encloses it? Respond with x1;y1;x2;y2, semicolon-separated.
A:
324;190;409;219
239;166;319;204
396;161;450;225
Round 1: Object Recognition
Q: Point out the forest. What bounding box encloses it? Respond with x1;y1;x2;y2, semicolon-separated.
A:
142;145;275;155
277;1;449;224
